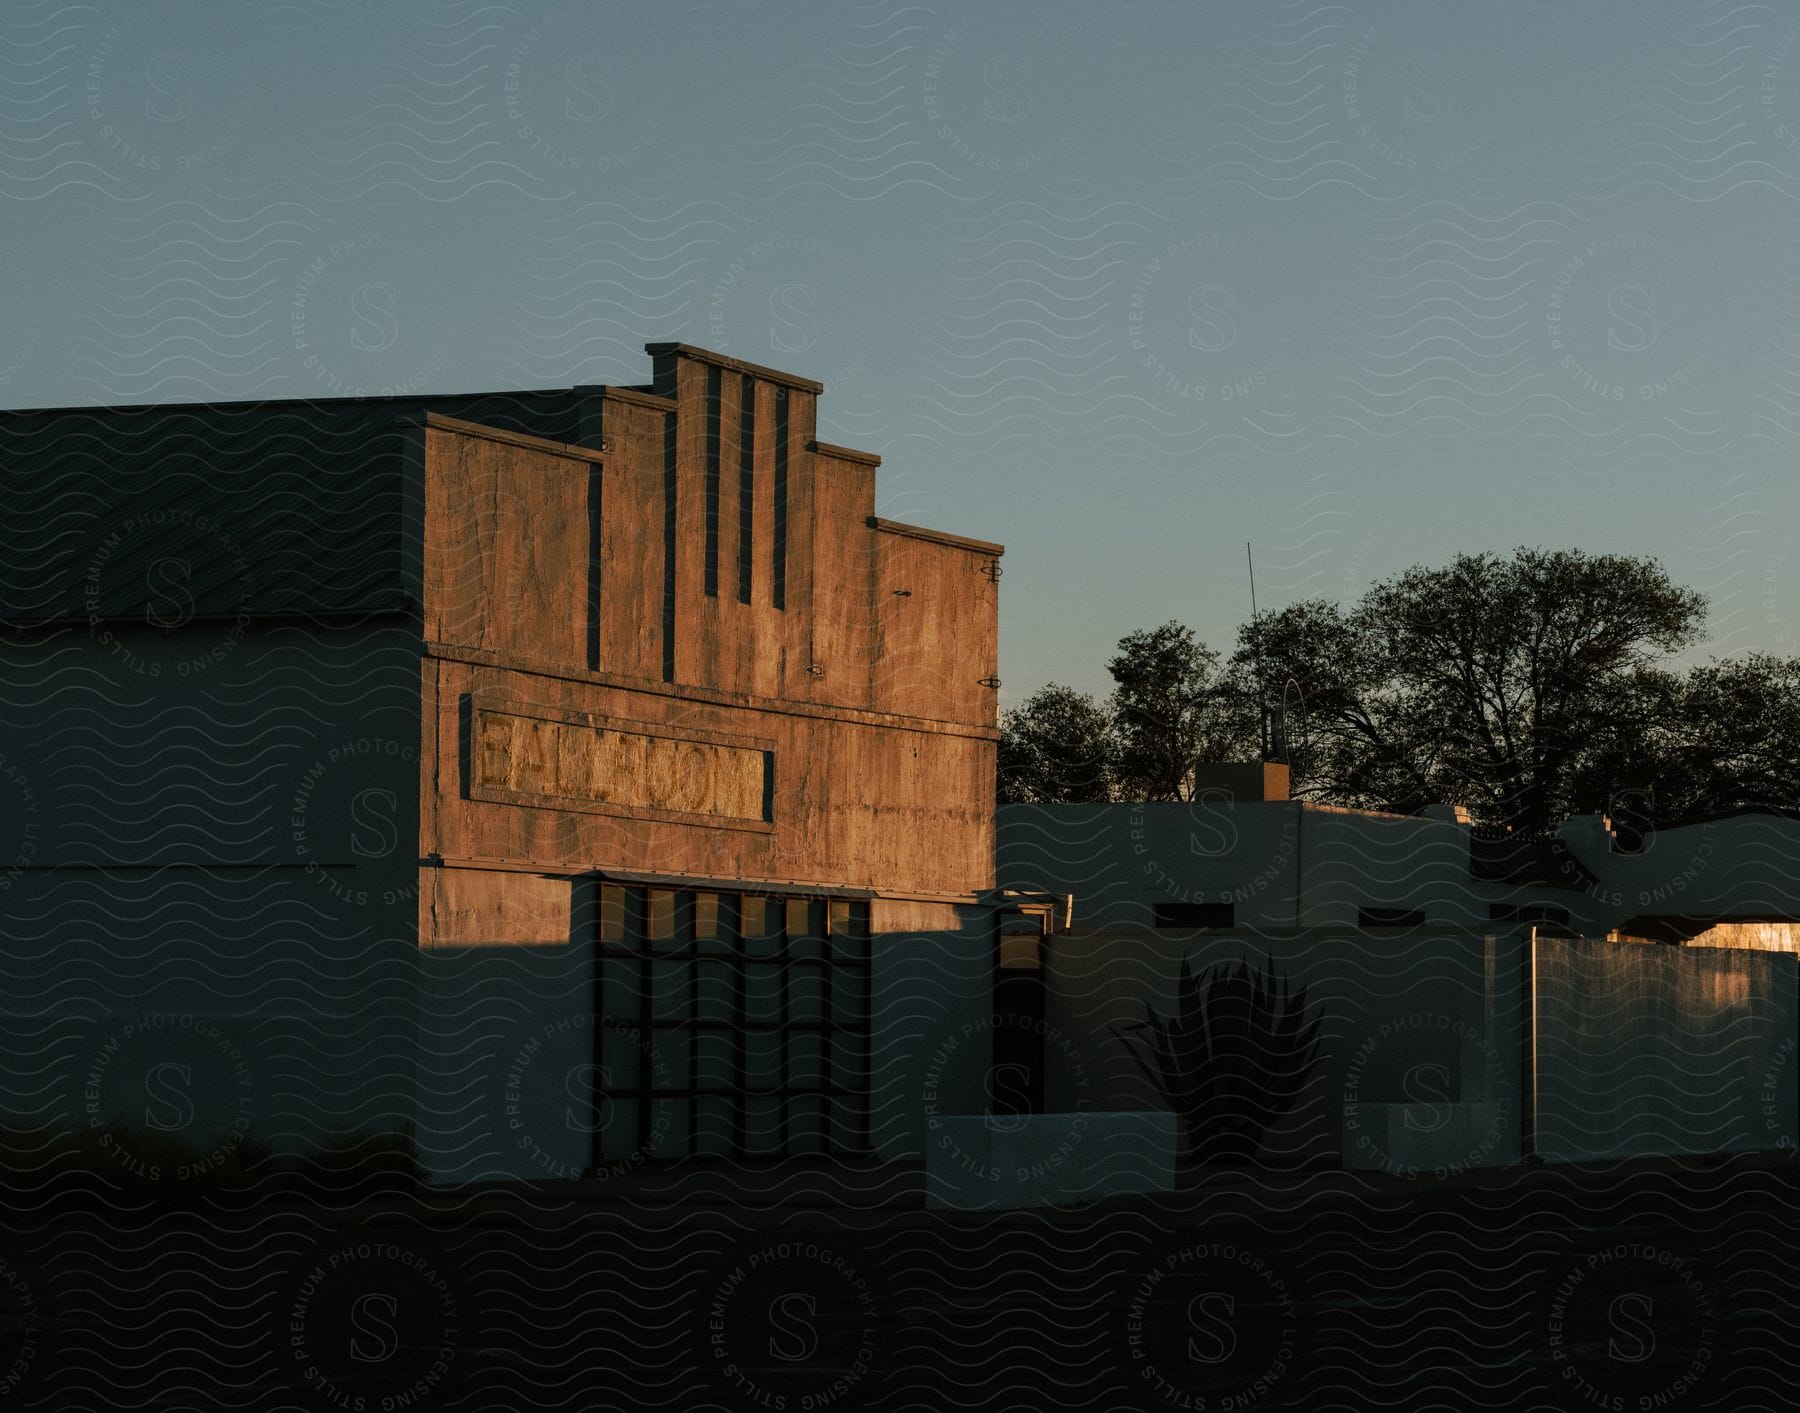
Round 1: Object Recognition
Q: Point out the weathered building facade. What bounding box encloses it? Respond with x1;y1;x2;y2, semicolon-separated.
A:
0;342;1018;1180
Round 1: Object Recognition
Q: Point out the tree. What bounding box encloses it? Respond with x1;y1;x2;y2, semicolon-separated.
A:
1108;621;1255;800
1232;548;1709;831
1568;651;1800;827
1671;652;1800;815
996;684;1118;805
1217;597;1421;809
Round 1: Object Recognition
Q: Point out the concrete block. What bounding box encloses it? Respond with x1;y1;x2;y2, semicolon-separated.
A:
925;1111;1177;1210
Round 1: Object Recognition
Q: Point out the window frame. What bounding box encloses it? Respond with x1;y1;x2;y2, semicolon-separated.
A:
595;882;873;1164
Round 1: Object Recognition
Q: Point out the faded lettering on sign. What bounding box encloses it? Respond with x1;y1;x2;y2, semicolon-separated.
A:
473;709;767;821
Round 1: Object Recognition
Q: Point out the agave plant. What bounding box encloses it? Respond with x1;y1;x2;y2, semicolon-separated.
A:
1115;954;1323;1165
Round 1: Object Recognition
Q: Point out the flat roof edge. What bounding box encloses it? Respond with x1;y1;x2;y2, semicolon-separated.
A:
407;410;601;463
869;516;1004;557
572;383;676;413
0;387;579;418
809;439;880;467
644;342;826;394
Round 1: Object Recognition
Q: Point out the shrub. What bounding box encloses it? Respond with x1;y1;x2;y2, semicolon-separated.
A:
1115;954;1323;1165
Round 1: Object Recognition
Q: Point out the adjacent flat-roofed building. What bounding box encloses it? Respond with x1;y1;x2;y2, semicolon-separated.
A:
0;342;1027;1179
998;764;1800;947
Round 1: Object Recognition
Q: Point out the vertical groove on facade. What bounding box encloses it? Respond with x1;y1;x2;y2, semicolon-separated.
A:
662;410;677;681
738;374;755;605
585;464;603;670
773;387;788;611
704;365;721;599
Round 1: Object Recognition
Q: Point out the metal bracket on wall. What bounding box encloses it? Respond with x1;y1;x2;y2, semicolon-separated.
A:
980;560;1003;582
978;676;1002;689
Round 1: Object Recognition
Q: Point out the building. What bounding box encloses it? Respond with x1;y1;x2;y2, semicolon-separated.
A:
998;763;1800;948
9;345;1788;1194
0;342;1038;1181
991;765;1800;1174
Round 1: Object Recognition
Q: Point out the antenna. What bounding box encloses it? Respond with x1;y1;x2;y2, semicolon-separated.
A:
1247;541;1268;759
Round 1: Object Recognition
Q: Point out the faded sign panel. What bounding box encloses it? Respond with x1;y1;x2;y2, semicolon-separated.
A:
472;706;770;824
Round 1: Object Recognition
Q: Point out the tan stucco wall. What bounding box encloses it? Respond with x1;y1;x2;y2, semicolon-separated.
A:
416;346;1002;919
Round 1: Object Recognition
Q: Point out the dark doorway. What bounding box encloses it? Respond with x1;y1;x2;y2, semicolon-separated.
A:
989;922;1046;1117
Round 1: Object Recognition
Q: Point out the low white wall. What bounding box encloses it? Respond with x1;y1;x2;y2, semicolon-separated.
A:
1532;936;1800;1161
1043;926;1800;1171
1043;928;1524;1170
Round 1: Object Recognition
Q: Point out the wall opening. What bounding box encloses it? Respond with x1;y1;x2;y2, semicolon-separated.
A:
595;883;872;1162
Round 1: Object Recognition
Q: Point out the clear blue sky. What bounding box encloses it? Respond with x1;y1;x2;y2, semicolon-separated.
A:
3;0;1795;699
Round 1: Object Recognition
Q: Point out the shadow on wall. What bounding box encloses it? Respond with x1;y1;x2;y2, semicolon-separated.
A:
1047;929;1520;1172
1045;928;1800;1171
1114;954;1322;1165
872;913;1001;1164
417;881;1001;1179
